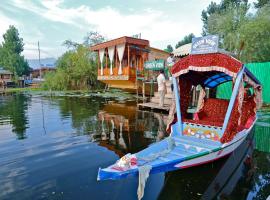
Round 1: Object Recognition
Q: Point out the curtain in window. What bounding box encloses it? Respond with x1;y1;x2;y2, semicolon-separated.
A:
108;46;115;75
116;44;125;75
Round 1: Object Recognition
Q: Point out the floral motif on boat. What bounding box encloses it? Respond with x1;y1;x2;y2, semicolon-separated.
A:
183;125;220;141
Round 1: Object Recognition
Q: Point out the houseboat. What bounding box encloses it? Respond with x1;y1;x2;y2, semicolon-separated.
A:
90;36;170;92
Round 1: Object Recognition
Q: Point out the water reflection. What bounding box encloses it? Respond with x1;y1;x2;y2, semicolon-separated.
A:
0;93;30;139
96;102;168;156
0;93;269;200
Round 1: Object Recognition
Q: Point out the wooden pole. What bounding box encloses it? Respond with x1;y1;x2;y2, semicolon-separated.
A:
127;45;130;68
136;55;138;98
143;81;145;102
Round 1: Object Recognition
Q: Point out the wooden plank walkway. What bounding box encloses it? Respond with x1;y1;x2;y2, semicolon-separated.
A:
138;102;170;111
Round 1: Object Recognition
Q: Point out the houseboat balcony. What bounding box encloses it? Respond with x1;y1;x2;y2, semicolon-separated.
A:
97;66;137;81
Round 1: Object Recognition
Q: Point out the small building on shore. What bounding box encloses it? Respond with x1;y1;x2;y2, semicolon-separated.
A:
90;36;170;92
31;67;56;79
0;67;13;88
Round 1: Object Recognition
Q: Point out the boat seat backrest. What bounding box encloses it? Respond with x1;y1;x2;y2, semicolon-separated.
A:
198;98;229;123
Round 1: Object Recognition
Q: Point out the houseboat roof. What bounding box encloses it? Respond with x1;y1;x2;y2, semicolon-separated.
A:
147;46;171;55
0;68;12;75
90;36;149;51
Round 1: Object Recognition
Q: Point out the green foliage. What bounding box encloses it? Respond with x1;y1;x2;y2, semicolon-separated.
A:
164;44;173;53
201;0;248;35
175;33;195;49
44;31;106;91
207;4;248;55
83;31;106;46
43;45;103;90
207;3;270;62
254;0;270;8
63;31;106;50
238;5;270;62
0;25;30;76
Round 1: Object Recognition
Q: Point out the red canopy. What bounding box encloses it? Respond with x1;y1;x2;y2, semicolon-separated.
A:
171;53;243;78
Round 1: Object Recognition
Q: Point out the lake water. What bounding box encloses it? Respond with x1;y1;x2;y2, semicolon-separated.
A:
0;92;269;200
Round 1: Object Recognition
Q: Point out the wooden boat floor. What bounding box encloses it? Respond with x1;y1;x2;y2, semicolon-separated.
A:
136;135;221;166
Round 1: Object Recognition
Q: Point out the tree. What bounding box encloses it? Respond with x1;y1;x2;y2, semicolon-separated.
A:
206;3;270;62
43;45;99;90
207;4;248;55
44;31;106;90
175;33;195;49
164;45;173;53
254;0;270;8
62;40;79;49
238;5;270;62
201;0;248;35
0;25;30;76
83;31;106;46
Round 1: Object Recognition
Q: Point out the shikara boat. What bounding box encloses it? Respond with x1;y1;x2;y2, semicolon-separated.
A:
97;51;262;185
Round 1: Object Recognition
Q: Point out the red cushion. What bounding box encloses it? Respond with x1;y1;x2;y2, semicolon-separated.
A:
192;98;229;127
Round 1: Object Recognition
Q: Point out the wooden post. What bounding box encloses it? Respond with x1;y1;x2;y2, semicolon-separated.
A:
143;81;145;102
128;45;130;69
136;55;139;98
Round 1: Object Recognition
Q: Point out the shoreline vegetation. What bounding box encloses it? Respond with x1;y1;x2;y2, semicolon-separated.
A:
2;87;270;107
42;32;106;91
1;87;137;101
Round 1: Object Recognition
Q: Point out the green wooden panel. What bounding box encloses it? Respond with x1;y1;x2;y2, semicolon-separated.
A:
216;62;270;103
246;62;270;103
255;125;270;153
216;81;232;100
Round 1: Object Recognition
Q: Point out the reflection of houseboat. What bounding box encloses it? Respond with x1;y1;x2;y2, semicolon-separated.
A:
96;102;168;156
90;36;169;92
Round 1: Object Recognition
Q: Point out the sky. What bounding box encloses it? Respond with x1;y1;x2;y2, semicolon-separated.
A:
0;0;254;60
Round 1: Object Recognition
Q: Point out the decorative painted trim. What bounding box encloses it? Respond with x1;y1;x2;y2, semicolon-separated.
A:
98;75;129;80
172;65;237;79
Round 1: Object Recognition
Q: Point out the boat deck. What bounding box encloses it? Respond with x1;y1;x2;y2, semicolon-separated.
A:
138;102;170;111
98;134;222;180
136;135;221;165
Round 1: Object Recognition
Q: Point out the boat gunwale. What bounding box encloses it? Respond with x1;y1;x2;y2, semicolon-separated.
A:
97;117;257;181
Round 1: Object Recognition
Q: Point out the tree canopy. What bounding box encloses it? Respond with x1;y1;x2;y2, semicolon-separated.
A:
201;0;248;35
164;44;173;53
0;25;30;76
203;0;270;62
175;33;195;49
254;0;270;8
43;32;105;90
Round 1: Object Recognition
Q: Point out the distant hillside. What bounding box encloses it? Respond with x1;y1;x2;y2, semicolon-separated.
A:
27;58;57;69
